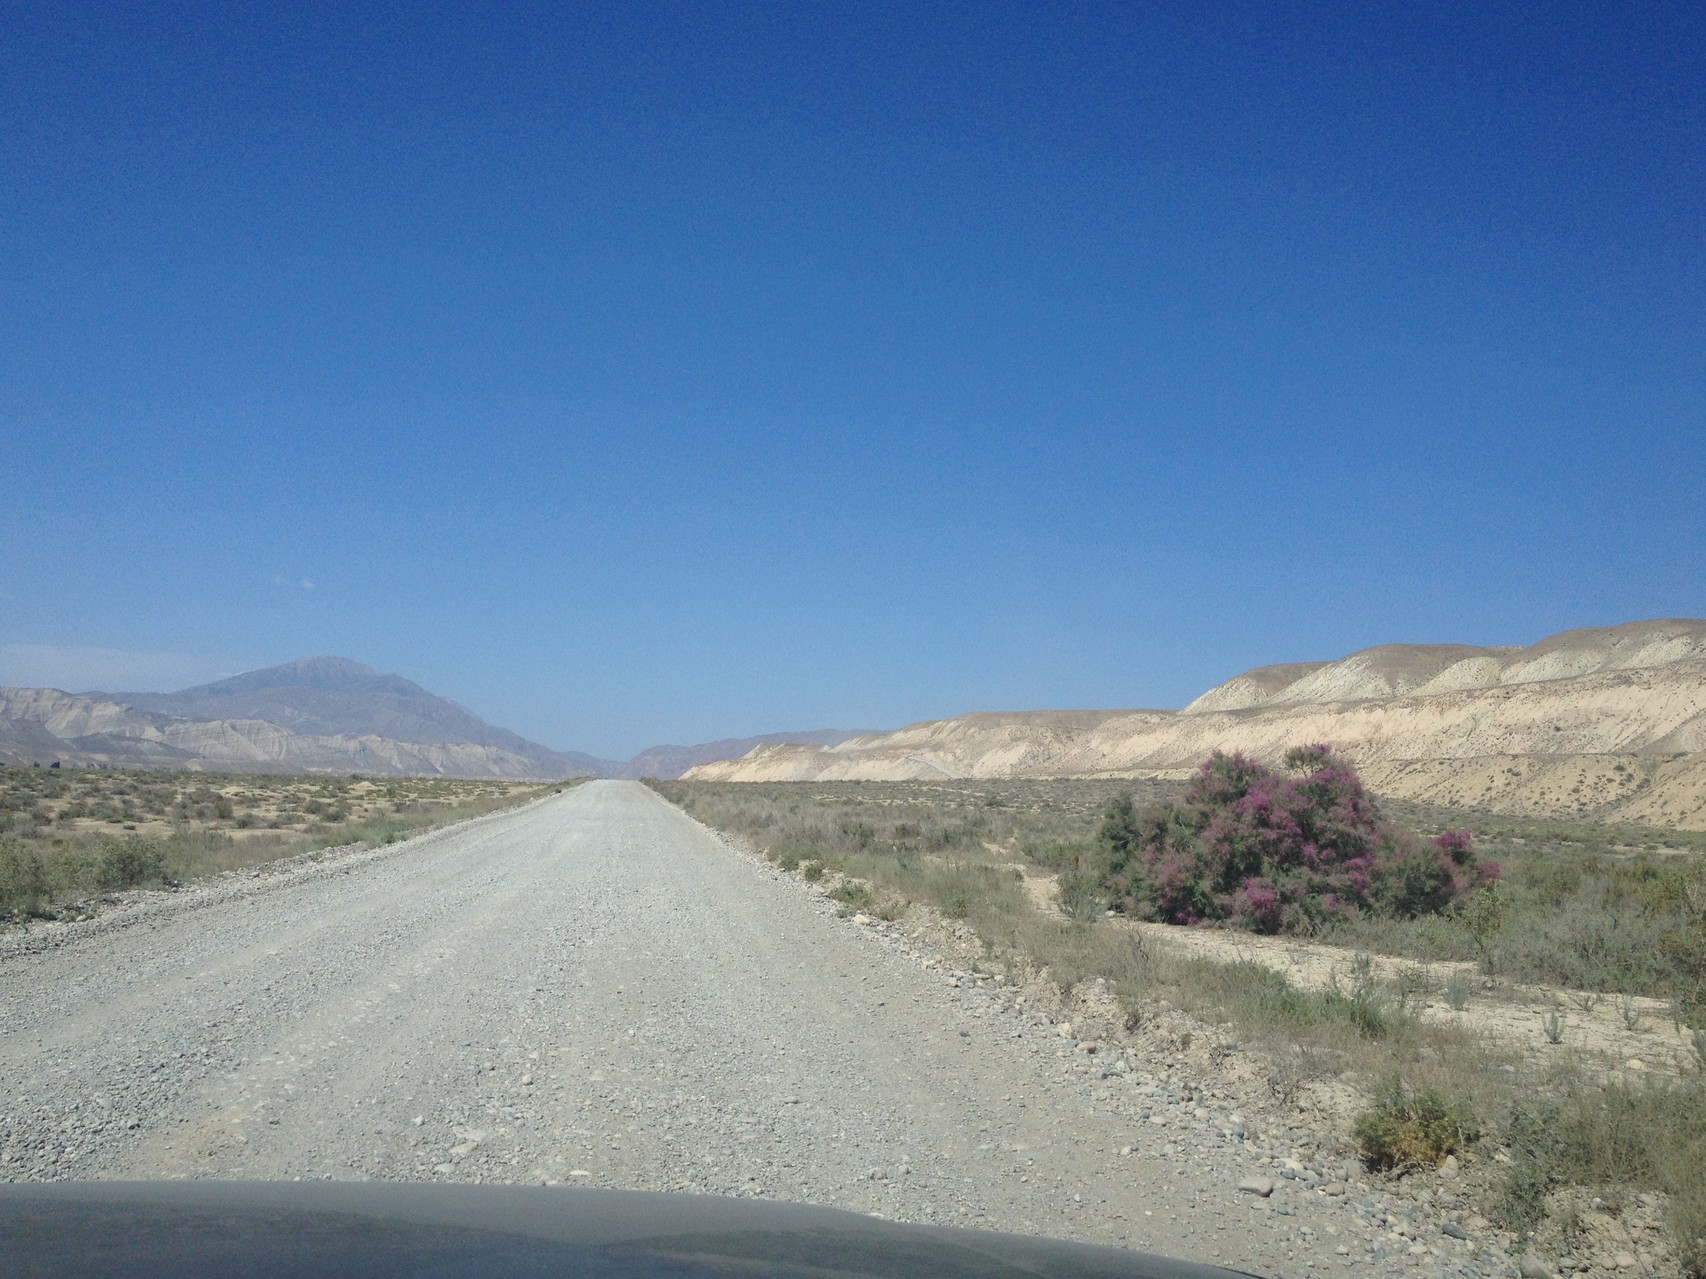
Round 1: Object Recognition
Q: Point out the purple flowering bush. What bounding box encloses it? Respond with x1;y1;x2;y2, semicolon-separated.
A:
1096;745;1498;934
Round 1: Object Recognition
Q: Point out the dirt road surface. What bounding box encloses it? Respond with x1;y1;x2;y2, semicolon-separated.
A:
2;781;1470;1276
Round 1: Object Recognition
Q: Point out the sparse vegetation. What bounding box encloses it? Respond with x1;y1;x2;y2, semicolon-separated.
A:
0;765;570;922
1353;1072;1481;1170
1443;972;1472;1011
1356;799;1706;1019
1500;1068;1706;1275
1169;954;1408;1044
650;770;1706;1274
96;832;169;890
0;838;49;917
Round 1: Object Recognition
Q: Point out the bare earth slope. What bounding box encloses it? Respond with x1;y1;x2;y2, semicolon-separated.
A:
616;729;875;780
687;620;1706;828
0;686;582;779
2;781;1387;1274
0;658;869;781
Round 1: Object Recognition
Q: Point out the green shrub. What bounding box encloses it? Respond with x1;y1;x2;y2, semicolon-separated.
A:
1443;973;1471;1011
830;880;874;911
1014;919;1155;997
799;859;824;882
1354;1073;1480;1170
1021;837;1093;872
1319;985;1398;1041
1056;865;1106;921
0;837;51;918
1165;953;1413;1045
1457;883;1508;975
923;861;1020;919
1500;1074;1706;1275
95;834;168;890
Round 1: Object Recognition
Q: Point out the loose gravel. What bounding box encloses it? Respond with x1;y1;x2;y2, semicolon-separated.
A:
0;781;1541;1277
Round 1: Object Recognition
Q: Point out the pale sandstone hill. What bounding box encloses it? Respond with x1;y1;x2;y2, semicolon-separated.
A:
615;729;874;780
1192;620;1706;709
1179;663;1328;714
686;620;1706;828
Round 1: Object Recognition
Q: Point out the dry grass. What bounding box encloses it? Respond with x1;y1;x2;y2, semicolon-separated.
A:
0;765;571;920
1329;798;1706;1017
652;777;1706;1274
1501;1062;1706;1275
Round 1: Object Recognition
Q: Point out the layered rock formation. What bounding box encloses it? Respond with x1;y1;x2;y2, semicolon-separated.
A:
685;620;1706;828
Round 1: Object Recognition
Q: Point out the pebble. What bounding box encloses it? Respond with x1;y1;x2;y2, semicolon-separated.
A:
1518;1255;1555;1279
1238;1177;1275;1198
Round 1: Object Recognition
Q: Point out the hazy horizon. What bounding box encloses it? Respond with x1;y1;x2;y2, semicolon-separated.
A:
6;618;1703;762
4;4;1702;759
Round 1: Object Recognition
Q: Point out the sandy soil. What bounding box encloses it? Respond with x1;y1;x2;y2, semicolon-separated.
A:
1017;873;1701;1080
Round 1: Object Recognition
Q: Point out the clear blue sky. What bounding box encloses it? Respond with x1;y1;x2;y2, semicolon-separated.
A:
2;2;1702;759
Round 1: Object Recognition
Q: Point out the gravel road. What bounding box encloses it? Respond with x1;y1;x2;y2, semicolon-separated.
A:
0;781;1500;1277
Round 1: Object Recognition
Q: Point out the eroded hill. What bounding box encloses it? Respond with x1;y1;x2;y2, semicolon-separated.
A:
685;619;1706;828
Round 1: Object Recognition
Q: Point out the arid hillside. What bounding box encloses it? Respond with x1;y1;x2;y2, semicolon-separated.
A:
686;619;1706;828
0;658;877;781
0;686;578;778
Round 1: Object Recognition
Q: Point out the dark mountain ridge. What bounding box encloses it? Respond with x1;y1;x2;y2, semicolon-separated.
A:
103;658;576;754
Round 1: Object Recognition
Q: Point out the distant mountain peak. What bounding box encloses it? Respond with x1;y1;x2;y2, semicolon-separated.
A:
80;657;609;774
172;657;412;697
272;655;381;678
4;656;880;782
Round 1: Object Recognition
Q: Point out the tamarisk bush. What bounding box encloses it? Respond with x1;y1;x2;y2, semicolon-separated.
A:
1095;746;1499;934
